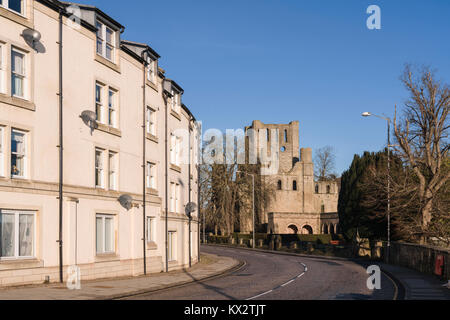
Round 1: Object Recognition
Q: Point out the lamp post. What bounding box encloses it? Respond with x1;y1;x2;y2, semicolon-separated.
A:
362;112;391;262
237;171;255;249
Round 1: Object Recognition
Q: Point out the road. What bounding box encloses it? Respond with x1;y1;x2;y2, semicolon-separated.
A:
123;245;397;300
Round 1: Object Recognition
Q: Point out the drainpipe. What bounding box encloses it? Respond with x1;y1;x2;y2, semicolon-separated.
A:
57;9;64;284
188;119;192;268
141;51;147;275
197;122;202;256
162;86;169;273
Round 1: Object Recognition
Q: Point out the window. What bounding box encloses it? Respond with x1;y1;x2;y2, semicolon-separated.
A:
321;203;325;214
96;214;114;254
0;43;4;94
108;151;117;191
0;210;35;259
11;129;27;178
168;231;176;261
95;83;104;123
315;184;319;194
95;148;104;188
284;130;288;143
146;56;156;83
146;107;156;136
175;184;181;213
146;217;154;242
108;89;117;127
170;134;181;166
170;183;175;212
1;0;25;15
0;127;4;177
327;185;331;194
146;162;156;189
96;21;115;62
11;48;26;99
293;180;297;191
171;90;180;113
277;180;282;190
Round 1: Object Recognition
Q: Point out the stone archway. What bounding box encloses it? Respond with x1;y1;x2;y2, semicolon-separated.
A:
302;225;313;235
330;224;335;235
287;224;299;234
323;224;329;234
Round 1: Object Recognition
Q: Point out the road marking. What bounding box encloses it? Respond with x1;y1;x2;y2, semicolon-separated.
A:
246;264;308;300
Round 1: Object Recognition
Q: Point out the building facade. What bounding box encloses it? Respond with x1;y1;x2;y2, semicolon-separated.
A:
242;120;339;235
0;0;200;287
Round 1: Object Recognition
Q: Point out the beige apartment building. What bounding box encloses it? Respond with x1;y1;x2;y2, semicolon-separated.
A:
0;0;200;287
241;120;339;235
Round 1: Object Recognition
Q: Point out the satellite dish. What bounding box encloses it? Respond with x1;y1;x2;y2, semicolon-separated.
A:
185;202;197;218
21;29;42;51
80;110;98;134
118;195;133;211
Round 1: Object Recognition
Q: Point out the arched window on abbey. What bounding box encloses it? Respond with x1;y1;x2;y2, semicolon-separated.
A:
277;180;282;190
293;180;297;191
315;184;319;194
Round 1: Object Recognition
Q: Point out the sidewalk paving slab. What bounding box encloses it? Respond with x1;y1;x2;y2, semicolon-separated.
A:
0;253;241;300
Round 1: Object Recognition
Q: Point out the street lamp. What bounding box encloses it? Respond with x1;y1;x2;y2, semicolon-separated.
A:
362;112;391;262
237;171;256;249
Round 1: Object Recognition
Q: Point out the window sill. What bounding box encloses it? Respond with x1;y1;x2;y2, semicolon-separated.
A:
95;253;120;262
0;258;43;271
146;241;157;250
146;188;159;196
0;6;32;28
170;164;182;173
146;133;158;143
97;123;122;137
0;93;35;111
95;54;121;74
170;110;181;121
146;80;158;92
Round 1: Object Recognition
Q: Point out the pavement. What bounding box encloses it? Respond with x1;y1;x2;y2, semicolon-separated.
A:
0;253;240;300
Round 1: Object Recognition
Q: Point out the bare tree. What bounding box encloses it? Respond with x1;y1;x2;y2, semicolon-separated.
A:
393;65;449;234
314;146;337;181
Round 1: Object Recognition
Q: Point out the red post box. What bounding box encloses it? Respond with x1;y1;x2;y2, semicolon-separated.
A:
435;255;444;276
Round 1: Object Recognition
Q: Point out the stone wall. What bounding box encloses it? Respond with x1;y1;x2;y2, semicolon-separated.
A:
386;242;450;280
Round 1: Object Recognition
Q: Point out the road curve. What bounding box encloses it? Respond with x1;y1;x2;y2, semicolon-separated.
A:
123;245;397;300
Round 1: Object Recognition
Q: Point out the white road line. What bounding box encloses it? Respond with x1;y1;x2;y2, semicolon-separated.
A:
281;279;295;287
297;272;305;278
247;290;273;300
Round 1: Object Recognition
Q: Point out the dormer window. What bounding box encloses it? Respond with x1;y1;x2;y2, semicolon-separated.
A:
146;56;156;83
96;21;115;62
171;90;181;113
1;0;25;15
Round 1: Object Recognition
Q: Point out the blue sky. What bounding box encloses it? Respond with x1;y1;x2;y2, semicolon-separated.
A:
80;0;450;174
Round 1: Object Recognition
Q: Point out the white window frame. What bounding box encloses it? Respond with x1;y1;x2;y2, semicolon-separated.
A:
170;182;175;213
95;148;104;188
0;0;26;16
146;56;156;83
146;217;154;242
168;231;176;261
108;88;117;128
0;126;4;177
146;107;156;136
0;43;4;94
96;21;115;62
108;151;118;191
146;162;156;189
175;183;180;213
11;128;27;179
170;134;181;166
95;82;104;124
0;210;36;260
95;214;115;255
171;90;181;113
11;47;27;99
